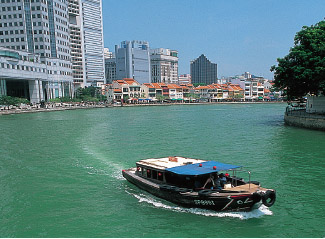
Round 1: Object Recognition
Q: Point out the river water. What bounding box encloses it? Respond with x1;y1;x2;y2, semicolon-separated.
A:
0;103;324;237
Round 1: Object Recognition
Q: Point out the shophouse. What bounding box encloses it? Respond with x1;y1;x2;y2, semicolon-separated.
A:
111;78;141;102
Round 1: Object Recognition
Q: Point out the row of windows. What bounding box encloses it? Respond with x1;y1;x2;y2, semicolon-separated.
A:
0;21;23;28
1;0;22;3
0;61;73;76
1;6;22;12
1;62;46;73
1;0;46;5
0;13;23;19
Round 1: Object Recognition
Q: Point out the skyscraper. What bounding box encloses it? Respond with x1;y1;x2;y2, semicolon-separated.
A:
190;54;218;85
68;0;105;88
104;48;116;84
80;0;105;86
150;48;178;84
68;0;85;88
115;40;151;84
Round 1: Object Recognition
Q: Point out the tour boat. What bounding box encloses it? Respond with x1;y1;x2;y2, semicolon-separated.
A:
122;156;276;212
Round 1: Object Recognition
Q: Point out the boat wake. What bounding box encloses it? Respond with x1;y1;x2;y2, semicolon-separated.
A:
79;143;125;180
127;191;273;220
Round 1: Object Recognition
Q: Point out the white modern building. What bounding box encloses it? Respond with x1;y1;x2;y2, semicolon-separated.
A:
178;74;191;85
150;48;178;84
115;40;151;84
104;48;114;59
81;0;105;87
0;47;73;104
68;0;85;88
0;0;73;103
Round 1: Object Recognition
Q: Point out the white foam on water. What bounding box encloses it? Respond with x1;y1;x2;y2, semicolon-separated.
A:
127;191;273;220
80;143;125;180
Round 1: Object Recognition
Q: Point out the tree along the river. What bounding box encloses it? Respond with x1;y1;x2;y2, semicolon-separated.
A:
270;20;325;100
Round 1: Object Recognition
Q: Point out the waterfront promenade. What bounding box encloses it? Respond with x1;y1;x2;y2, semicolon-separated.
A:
284;108;325;131
0;102;108;115
0;101;284;115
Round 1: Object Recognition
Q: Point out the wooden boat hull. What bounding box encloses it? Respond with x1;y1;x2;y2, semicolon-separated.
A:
122;168;269;212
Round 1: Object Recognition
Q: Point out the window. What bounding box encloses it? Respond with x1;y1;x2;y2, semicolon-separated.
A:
146;169;151;178
152;170;157;179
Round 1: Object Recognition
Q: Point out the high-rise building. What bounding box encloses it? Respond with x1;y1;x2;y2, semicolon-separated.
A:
104;48;116;84
68;0;105;88
150;48;178;84
0;0;73;103
104;48;114;59
178;74;191;85
80;0;105;87
68;0;85;88
115;40;151;84
190;54;218;85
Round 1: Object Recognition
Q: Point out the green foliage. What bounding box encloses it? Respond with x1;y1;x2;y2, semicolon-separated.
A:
193;83;207;87
271;20;325;99
187;93;199;99
75;86;103;102
233;94;244;99
123;95;129;101
49;98;61;103
0;96;29;106
82;95;99;103
49;97;82;103
156;95;168;102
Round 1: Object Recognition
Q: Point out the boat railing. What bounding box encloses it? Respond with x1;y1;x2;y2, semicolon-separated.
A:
228;169;256;189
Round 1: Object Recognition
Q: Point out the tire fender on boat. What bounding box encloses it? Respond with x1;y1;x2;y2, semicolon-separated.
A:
198;189;214;197
252;192;262;203
175;188;193;193
159;185;178;192
262;190;276;207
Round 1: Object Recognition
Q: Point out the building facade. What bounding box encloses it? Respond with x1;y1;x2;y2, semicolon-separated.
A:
178;74;191;85
80;0;105;86
105;58;116;84
0;47;73;104
0;0;73;103
68;0;85;88
150;48;178;84
115;40;151;84
104;48;116;84
190;54;218;85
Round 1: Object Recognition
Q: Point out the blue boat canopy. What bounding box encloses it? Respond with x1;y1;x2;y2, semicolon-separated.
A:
165;161;242;176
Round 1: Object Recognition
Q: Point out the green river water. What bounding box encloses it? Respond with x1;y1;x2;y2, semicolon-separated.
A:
0;103;324;238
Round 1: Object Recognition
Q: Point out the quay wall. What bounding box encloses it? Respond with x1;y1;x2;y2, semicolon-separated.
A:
284;114;325;131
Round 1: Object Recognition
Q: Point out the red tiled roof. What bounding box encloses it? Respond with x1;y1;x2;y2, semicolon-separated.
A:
143;83;154;88
168;84;181;89
152;83;162;89
195;85;209;89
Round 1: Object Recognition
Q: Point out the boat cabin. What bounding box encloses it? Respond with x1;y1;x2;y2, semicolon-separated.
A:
135;156;245;189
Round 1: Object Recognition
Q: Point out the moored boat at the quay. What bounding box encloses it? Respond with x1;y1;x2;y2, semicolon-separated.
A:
122;156;276;212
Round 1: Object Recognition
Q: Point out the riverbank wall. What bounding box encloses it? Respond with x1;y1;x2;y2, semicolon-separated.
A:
284;110;325;131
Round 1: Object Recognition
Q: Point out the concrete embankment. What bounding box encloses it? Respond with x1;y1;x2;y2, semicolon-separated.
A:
284;111;325;131
0;104;108;115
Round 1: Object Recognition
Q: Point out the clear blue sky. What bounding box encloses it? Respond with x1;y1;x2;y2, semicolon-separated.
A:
102;0;325;80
